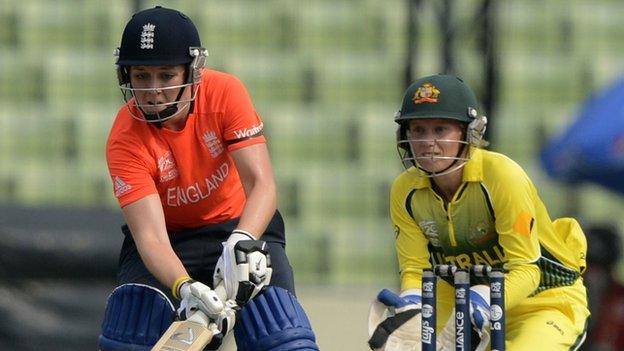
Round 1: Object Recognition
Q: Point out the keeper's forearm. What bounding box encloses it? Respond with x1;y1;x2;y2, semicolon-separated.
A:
504;263;540;309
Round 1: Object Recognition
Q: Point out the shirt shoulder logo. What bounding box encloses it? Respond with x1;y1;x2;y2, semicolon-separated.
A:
113;176;132;197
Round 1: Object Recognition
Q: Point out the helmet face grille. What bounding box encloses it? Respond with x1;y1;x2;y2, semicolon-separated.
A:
119;82;200;123
396;136;471;178
117;6;201;66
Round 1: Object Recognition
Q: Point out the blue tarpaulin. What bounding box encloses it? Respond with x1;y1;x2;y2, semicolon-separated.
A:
541;77;624;195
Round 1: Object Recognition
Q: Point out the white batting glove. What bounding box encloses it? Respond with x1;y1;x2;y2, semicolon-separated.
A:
203;299;238;351
177;280;225;321
176;280;238;350
213;229;272;305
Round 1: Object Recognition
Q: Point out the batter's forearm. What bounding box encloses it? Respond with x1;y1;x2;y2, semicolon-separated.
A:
236;180;276;239
136;240;189;290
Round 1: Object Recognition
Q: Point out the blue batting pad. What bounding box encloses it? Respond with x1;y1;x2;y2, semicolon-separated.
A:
98;283;175;351
235;286;320;351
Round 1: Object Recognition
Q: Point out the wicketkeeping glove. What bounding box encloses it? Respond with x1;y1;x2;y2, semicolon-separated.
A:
438;285;491;351
468;285;491;351
367;289;423;351
213;229;273;306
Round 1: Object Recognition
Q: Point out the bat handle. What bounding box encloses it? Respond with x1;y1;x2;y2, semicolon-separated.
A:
187;310;210;327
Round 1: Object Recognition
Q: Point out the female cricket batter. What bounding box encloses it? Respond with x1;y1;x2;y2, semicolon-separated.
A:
369;74;589;350
100;6;318;351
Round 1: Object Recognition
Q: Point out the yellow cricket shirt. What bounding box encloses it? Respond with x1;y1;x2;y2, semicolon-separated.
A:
390;147;586;310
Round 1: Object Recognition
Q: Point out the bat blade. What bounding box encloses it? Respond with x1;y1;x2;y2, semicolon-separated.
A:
152;312;214;351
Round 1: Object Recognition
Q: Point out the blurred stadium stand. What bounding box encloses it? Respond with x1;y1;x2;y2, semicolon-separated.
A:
0;205;122;350
2;0;624;349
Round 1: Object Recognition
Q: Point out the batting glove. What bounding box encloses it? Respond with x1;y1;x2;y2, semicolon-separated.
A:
213;229;273;306
176;279;238;350
176;279;225;321
203;299;238;350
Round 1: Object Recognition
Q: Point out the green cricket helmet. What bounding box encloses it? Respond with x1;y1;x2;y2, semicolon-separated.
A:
395;74;488;176
396;74;479;123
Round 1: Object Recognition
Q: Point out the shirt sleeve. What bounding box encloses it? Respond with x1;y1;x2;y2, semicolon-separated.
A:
390;177;432;291
489;161;542;309
106;134;158;208
221;76;266;152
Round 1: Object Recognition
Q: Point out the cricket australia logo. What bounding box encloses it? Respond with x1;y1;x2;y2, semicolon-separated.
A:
203;131;225;158
413;83;440;104
157;151;179;182
419;220;442;247
113;176;131;197
468;221;494;246
140;23;155;49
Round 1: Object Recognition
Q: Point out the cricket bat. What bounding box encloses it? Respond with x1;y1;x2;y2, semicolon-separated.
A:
152;310;216;351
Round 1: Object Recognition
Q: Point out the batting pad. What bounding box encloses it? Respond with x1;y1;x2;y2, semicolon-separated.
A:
98;283;175;351
235;286;320;351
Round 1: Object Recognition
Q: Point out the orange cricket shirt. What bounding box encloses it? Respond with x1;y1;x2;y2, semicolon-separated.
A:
106;69;266;231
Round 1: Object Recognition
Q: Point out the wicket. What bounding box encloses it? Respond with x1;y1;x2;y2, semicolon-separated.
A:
421;265;505;351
